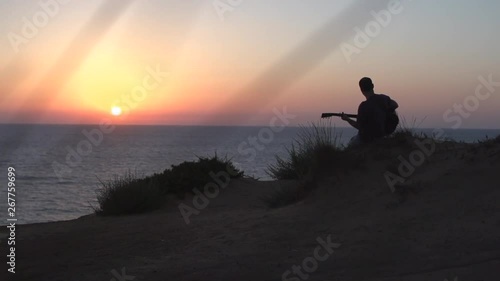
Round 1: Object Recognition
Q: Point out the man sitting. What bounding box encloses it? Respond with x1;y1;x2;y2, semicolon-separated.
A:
342;77;399;145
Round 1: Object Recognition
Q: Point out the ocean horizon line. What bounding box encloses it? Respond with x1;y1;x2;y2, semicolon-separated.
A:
1;122;500;131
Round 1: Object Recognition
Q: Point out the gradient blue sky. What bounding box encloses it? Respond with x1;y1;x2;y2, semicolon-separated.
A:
0;0;499;128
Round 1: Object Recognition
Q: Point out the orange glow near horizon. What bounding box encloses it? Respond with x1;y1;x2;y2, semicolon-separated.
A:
66;48;142;112
1;1;500;128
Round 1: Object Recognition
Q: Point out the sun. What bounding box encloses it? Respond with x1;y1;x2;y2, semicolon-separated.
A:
111;106;122;116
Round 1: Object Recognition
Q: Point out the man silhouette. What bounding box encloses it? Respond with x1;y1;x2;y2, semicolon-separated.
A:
342;77;398;145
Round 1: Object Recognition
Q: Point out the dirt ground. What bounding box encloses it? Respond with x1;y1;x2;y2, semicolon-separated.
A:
2;142;500;281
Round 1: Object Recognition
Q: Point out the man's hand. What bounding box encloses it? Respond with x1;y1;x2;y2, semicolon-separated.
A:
341;112;359;129
341;112;350;121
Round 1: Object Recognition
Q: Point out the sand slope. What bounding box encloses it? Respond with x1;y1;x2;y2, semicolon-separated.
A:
2;141;500;281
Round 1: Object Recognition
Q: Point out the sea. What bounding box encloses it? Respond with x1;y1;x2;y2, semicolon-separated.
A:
1;124;499;225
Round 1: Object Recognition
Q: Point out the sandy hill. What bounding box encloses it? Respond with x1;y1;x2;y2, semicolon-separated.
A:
2;139;500;281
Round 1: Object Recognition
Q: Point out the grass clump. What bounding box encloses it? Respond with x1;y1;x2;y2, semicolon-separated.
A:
158;154;244;196
265;122;343;208
380;117;428;147
267;121;342;181
476;134;500;149
95;171;164;216
95;154;243;216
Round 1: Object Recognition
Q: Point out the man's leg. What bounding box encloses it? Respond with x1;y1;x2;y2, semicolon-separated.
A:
348;134;362;147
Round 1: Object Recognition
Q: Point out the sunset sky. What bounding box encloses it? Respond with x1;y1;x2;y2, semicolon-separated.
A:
0;0;499;128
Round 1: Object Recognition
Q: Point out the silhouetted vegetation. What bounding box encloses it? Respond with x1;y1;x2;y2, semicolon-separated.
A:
156;154;244;196
475;134;500;149
483;134;500;144
367;118;428;149
265;120;439;208
96;127;500;213
267;122;342;180
95;154;243;216
265;122;345;208
95;171;164;216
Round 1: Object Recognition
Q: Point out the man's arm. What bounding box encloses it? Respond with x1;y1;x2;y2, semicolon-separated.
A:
341;114;359;129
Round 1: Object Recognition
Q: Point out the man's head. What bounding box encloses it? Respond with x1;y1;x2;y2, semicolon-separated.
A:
359;77;374;96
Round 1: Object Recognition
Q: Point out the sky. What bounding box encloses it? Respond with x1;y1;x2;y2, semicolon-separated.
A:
0;0;499;128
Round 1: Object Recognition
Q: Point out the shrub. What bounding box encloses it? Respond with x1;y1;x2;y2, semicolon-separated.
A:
267;121;342;180
476;134;500;148
382;117;425;147
95;171;165;216
489;134;500;144
158;154;244;196
94;154;243;216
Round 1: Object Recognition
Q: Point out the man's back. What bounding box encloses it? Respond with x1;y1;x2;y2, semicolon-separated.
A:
357;94;393;142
